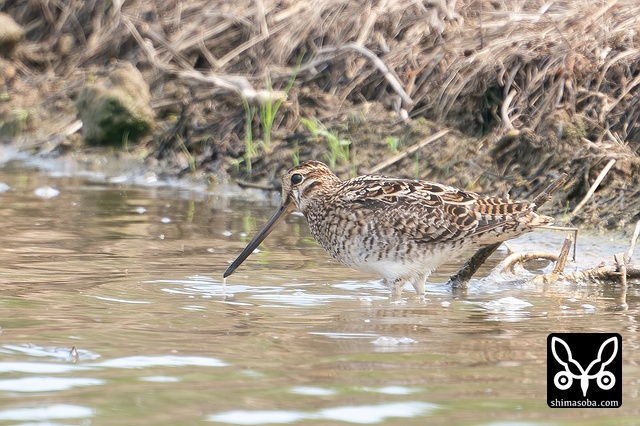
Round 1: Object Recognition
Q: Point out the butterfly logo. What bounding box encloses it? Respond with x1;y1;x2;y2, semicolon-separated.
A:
551;335;618;397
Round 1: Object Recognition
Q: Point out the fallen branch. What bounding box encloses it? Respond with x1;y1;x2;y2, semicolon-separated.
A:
531;224;640;286
529;234;574;284
447;172;569;287
449;242;501;288
493;252;559;276
543;265;640;284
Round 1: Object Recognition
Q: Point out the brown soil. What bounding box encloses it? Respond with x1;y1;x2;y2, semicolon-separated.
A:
1;0;639;230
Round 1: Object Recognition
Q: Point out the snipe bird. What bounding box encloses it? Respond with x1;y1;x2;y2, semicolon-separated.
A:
224;161;553;297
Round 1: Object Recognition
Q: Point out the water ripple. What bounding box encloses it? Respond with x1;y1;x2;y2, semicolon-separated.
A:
0;377;103;392
0;404;94;421
1;344;100;361
208;401;438;424
91;355;228;369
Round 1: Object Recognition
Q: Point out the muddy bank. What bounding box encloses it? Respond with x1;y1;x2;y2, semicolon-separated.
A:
0;0;639;230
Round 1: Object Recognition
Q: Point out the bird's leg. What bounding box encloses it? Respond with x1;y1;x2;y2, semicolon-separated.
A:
410;277;426;296
387;278;406;301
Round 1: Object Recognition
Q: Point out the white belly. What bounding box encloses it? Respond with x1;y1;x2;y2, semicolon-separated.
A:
328;236;459;282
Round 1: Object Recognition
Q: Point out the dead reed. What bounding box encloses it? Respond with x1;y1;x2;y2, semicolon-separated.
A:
3;0;640;227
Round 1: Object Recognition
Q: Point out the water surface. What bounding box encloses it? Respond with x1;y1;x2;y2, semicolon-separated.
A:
0;156;638;425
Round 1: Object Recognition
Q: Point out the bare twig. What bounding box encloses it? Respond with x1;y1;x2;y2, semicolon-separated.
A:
367;129;450;174
494;252;559;275
532;173;569;207
614;253;627;288
624;220;640;263
528;234;574;284
569;158;616;218
312;43;414;107
540;225;579;261
177;69;286;104
122;17;159;68
216;21;288;68
235;179;277;191
500;90;517;130
18;119;83;153
488;230;573;283
552;234;574;274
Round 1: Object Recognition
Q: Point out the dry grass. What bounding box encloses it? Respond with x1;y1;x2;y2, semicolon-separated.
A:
2;0;640;227
7;0;638;137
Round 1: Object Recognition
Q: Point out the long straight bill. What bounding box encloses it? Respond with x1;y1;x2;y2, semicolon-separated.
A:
223;201;293;278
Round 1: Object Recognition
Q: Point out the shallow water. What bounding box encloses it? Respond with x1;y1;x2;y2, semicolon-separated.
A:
0;156;638;425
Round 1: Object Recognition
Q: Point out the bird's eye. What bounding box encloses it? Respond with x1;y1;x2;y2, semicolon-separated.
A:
290;173;303;185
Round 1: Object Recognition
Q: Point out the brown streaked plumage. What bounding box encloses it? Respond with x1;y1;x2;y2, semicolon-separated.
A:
224;161;553;297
